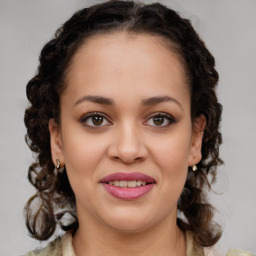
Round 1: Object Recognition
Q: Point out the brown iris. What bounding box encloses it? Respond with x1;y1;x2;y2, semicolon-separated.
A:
153;116;164;126
92;116;104;126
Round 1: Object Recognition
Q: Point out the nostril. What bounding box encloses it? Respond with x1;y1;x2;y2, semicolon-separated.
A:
135;156;144;161
112;156;121;161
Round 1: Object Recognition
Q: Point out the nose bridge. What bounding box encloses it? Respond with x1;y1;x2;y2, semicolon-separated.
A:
109;119;146;163
119;120;140;148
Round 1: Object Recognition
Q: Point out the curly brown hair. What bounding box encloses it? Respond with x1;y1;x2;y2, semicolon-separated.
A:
24;0;223;246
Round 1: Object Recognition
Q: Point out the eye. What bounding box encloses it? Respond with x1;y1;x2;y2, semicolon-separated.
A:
80;112;111;128
144;112;176;127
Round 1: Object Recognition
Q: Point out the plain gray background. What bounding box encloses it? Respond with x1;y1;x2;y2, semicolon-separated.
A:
0;0;255;255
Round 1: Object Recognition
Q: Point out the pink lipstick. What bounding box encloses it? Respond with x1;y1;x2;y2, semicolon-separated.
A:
100;172;155;200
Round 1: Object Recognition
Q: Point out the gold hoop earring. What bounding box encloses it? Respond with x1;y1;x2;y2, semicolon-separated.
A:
56;158;61;170
192;165;197;172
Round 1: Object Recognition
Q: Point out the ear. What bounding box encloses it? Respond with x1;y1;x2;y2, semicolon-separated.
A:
49;118;64;167
188;114;206;166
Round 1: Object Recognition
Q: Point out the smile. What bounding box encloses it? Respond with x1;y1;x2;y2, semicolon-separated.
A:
107;180;147;187
100;172;156;200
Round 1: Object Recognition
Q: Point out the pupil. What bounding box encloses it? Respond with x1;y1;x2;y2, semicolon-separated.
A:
153;116;164;126
93;116;103;125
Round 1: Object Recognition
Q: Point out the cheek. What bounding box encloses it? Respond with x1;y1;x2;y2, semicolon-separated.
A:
61;128;108;182
151;131;191;171
60;130;110;214
149;128;191;192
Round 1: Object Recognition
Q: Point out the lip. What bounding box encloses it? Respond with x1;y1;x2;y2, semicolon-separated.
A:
100;172;156;183
100;172;156;200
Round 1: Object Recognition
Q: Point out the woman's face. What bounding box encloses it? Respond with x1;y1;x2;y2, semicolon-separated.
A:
49;32;205;233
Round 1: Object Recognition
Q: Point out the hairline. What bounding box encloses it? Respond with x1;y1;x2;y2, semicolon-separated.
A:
61;29;192;94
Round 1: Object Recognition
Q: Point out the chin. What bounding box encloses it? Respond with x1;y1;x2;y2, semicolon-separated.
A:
100;207;160;233
107;220;151;234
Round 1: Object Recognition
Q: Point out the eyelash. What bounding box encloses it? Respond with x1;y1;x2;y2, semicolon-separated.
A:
144;112;177;128
80;112;112;128
80;112;176;129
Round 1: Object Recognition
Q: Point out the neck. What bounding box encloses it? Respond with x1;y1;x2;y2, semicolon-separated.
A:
73;213;186;256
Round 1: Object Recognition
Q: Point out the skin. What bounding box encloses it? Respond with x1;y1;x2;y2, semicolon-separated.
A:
49;32;206;256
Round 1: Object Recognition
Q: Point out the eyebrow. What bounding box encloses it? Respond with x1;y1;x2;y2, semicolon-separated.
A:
74;95;114;107
74;95;183;110
141;96;183;110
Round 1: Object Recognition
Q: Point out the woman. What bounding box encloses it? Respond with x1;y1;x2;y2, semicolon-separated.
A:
23;1;231;255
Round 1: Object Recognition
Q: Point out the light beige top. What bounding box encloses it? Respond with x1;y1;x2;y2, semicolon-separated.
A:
22;232;252;256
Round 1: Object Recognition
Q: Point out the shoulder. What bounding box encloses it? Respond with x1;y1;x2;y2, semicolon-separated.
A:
185;231;205;256
185;231;221;256
21;236;62;256
227;249;254;256
186;231;254;256
21;232;75;256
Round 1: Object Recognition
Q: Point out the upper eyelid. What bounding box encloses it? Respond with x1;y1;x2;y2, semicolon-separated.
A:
81;111;174;119
145;111;175;120
80;111;176;126
80;112;112;122
80;112;112;129
144;112;177;127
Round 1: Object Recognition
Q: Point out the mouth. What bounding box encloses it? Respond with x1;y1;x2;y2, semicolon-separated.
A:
100;172;156;200
105;180;148;187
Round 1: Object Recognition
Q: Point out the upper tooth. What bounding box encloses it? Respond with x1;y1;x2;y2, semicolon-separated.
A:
108;180;148;187
114;181;120;186
127;180;137;188
119;181;128;187
136;180;142;186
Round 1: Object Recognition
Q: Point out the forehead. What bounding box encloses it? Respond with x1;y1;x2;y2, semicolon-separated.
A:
63;32;189;103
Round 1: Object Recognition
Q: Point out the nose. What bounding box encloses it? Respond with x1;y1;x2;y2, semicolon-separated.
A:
107;122;147;164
